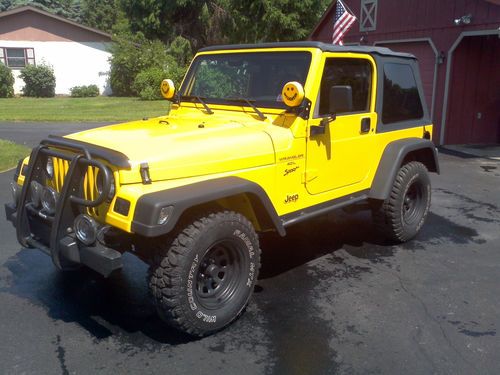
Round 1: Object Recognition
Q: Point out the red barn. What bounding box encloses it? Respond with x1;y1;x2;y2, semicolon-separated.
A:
310;0;500;145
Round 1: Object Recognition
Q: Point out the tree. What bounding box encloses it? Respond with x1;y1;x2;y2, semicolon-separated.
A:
0;0;82;21
228;0;330;43
0;0;14;11
80;0;118;32
118;0;329;48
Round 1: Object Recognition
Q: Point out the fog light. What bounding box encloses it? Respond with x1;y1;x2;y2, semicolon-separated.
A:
41;187;58;215
10;182;20;207
74;214;98;245
46;157;54;179
157;206;174;225
30;181;43;207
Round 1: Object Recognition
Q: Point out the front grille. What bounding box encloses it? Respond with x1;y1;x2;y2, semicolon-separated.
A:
47;156;109;219
50;157;68;192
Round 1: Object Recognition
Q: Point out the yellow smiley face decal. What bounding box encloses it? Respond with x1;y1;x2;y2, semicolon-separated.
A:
281;81;305;107
160;79;175;99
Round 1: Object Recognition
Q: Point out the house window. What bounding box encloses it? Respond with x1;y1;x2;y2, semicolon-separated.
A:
360;0;377;32
0;48;35;68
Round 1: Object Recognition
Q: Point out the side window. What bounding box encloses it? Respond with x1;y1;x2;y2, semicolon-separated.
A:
382;63;423;124
318;58;372;116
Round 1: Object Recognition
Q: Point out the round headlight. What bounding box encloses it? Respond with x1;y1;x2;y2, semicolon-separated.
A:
46;158;54;179
41;187;58;215
30;181;43;207
74;214;98;245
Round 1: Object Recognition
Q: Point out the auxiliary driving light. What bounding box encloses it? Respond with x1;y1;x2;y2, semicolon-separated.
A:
41;187;58;215
30;181;43;207
10;182;20;207
74;214;98;246
46;157;54;179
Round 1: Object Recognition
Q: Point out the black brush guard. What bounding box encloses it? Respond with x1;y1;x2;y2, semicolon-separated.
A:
6;136;130;277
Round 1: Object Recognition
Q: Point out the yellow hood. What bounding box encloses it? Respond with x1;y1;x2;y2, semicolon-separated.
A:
65;115;276;184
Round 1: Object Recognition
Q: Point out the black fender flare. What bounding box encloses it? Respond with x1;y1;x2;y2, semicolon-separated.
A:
369;138;439;200
131;176;285;237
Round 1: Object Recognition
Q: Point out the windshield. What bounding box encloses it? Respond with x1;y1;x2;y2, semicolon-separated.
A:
180;51;312;109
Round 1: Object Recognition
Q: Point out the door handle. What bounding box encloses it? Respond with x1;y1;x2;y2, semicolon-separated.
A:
360;118;371;134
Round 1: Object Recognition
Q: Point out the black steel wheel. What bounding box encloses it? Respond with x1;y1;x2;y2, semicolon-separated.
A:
372;161;431;243
148;211;261;337
196;241;247;309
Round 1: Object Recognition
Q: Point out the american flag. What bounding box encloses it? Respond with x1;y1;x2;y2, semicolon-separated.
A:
332;0;356;45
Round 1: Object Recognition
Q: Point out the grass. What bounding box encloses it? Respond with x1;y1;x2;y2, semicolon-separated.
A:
0;139;30;172
0;97;171;122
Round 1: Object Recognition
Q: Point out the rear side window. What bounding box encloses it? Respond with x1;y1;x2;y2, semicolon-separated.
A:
382;63;423;124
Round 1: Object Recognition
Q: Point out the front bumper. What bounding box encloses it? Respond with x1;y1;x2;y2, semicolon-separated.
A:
6;202;122;277
7;137;126;277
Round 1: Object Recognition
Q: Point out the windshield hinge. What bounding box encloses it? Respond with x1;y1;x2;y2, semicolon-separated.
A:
299;99;312;120
287;98;312;120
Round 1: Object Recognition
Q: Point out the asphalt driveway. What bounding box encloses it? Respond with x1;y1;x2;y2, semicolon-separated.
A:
0;122;112;147
0;122;499;374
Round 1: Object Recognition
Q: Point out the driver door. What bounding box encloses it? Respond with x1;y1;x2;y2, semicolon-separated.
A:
306;55;376;195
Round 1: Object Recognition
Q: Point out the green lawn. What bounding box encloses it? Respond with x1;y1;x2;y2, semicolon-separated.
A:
0;97;171;122
0;139;30;172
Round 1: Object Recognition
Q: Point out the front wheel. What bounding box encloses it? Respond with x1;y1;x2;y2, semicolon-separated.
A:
148;211;261;337
372;161;431;243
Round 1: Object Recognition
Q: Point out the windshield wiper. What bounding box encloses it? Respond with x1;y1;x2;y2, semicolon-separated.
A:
180;95;214;114
226;98;266;120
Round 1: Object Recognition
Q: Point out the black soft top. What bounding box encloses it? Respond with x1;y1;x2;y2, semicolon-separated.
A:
199;41;416;60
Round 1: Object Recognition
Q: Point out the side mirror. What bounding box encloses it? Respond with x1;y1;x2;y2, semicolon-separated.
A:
329;85;353;114
160;79;176;100
281;81;305;108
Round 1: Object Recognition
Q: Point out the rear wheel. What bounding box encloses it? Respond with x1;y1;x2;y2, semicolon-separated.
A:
372;161;431;243
148;211;261;337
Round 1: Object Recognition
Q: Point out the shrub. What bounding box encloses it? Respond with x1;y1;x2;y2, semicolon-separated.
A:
0;63;15;98
19;64;56;97
133;67;167;100
109;34;166;96
70;84;100;97
109;34;190;97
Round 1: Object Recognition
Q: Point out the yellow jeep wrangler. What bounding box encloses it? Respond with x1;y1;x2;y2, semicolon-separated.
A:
5;42;439;336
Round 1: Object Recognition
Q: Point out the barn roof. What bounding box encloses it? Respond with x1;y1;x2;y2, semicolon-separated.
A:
0;5;112;40
199;41;416;59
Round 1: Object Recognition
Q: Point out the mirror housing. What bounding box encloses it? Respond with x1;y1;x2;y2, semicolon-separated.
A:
160;79;176;100
329;85;353;114
281;81;305;108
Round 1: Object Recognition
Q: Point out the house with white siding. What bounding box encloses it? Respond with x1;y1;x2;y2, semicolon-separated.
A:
0;6;113;95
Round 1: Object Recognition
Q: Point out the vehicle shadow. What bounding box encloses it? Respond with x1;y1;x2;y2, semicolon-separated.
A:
2;249;194;345
259;210;394;279
1;208;470;345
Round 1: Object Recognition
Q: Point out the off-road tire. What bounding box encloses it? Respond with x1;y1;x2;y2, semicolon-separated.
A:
372;161;431;243
148;211;261;337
